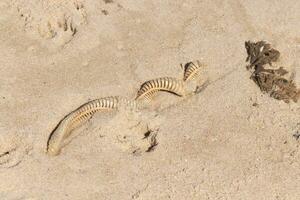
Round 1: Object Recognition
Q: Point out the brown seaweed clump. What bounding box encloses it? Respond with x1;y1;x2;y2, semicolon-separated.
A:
245;40;280;68
245;41;300;103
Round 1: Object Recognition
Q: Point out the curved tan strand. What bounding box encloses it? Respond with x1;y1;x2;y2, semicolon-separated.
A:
135;77;185;101
47;96;139;156
183;60;203;81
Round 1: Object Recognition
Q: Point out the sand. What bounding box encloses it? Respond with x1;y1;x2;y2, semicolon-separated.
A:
0;0;300;199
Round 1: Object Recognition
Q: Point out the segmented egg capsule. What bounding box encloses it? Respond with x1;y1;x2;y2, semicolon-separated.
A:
47;96;120;156
183;60;203;82
117;96;147;111
68;97;118;131
135;77;186;101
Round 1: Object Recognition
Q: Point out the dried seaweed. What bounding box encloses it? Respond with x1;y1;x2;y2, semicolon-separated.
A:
245;41;300;103
245;40;280;68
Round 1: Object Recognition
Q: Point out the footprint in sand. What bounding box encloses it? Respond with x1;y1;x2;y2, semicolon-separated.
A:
11;0;87;46
0;134;31;169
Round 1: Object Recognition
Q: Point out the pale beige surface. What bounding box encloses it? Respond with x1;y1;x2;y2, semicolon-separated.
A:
0;0;300;199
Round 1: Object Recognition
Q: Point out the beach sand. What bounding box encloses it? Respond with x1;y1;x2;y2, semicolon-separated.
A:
0;0;299;199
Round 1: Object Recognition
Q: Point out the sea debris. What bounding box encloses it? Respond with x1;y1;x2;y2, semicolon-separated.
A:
47;96;140;156
182;60;204;81
245;40;300;103
135;77;186;101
